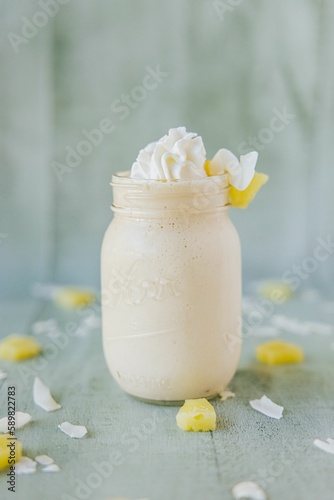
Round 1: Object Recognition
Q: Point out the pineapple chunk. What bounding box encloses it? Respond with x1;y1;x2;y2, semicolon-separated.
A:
55;287;96;309
0;434;22;470
256;340;304;365
204;160;213;175
0;335;41;361
259;281;293;301
230;172;268;208
176;398;216;431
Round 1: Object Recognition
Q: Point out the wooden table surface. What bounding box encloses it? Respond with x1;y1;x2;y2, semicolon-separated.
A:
0;292;334;500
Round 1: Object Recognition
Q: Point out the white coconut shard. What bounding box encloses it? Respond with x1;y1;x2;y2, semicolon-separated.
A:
33;377;61;412
250;395;284;419
32;318;58;335
232;480;267;500
31;282;60;299
15;456;37;475
0;411;32;433
58;421;88;438
219;390;235;401
313;438;334;455
82;314;101;329
271;315;309;335
35;454;54;465
242;297;257;315
305;321;333;336
271;315;333;336
0;369;8;381
252;325;280;338
74;326;90;338
42;464;61;472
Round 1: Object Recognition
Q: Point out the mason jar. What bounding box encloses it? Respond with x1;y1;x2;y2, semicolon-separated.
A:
101;171;241;404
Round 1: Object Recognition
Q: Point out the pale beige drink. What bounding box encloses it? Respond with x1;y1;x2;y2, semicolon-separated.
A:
101;173;242;403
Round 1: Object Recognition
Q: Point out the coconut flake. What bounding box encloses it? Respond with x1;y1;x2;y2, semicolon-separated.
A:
42;464;61;472
15;456;37;475
210;148;258;190
0;369;8;381
33;377;61;412
74;326;90;338
314;438;334;455
0;411;32;433
242;297;257;315
232;480;267;500
253;325;280;338
271;315;333;336
32;319;58;335
74;314;102;337
305;321;333;336
219;390;235;401
58;421;87;438
250;395;284;419
82;314;101;329
31;282;60;300
271;315;310;335
35;454;54;465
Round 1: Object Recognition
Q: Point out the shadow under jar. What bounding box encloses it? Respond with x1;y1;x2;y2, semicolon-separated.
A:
101;171;242;404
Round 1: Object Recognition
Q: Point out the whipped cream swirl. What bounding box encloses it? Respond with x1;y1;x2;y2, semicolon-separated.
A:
131;127;207;181
130;127;259;191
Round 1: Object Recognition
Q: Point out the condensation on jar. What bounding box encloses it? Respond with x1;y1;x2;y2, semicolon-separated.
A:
101;171;242;404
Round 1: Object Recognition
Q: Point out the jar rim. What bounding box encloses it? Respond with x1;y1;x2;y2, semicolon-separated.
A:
110;170;230;215
111;170;229;188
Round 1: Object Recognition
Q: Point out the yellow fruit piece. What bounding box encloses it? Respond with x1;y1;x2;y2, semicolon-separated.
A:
259;281;294;302
176;398;216;432
256;340;304;365
55;287;96;309
230;172;268;208
0;335;41;361
204;160;213;175
0;434;22;470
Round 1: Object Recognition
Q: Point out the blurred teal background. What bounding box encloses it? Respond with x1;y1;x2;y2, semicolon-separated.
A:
1;0;334;299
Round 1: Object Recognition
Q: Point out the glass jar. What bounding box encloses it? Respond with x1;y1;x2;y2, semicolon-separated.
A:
101;171;241;404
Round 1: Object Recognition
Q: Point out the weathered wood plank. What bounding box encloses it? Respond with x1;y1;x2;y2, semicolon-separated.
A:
0;295;334;500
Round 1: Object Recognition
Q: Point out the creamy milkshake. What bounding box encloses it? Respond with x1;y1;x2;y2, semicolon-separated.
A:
101;127;266;403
